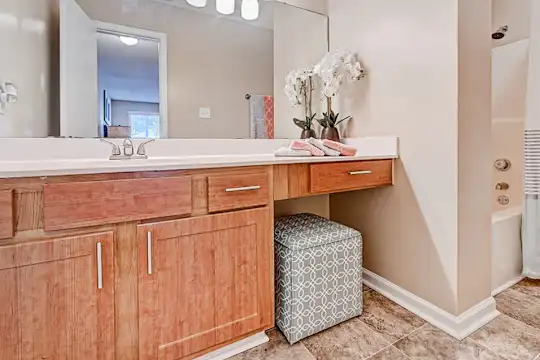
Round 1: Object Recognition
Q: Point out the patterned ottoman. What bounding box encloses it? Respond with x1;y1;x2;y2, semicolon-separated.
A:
274;213;363;344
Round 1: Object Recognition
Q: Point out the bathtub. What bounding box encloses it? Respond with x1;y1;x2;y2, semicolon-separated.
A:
492;206;523;295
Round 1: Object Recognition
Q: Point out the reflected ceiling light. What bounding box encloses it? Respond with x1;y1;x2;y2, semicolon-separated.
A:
241;0;259;20
186;0;207;7
119;36;139;46
216;0;235;15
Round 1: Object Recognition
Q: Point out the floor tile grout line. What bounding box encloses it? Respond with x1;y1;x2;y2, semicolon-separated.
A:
298;341;317;360
364;324;427;360
364;344;396;360
389;323;428;346
364;343;407;360
395;347;413;360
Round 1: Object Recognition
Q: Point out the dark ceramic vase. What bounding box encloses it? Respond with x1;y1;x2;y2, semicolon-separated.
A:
301;129;317;139
321;127;340;142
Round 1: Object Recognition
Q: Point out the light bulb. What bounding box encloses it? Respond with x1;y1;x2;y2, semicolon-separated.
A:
186;0;207;7
119;36;139;46
216;0;234;14
241;0;259;20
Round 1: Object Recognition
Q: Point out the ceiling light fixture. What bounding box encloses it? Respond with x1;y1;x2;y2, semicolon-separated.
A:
186;0;207;8
241;0;259;20
216;0;235;15
119;36;139;46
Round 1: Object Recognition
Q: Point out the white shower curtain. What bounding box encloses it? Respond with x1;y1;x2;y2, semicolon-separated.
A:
523;131;540;278
523;1;540;279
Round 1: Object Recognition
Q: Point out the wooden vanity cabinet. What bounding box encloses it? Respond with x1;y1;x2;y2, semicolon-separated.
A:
0;161;393;360
0;232;115;360
137;207;273;360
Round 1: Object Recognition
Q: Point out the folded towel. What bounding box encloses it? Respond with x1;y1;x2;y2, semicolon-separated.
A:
291;140;325;157
274;147;312;157
305;138;341;157
322;139;358;156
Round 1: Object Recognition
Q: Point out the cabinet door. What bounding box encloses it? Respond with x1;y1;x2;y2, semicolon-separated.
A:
138;208;273;360
0;232;115;360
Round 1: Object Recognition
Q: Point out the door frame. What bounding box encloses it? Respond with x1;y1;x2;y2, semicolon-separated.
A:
95;21;169;138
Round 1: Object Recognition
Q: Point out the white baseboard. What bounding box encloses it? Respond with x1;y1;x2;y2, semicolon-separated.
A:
492;275;525;297
194;332;269;360
363;269;500;340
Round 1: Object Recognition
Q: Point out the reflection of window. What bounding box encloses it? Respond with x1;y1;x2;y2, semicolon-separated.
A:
129;112;160;139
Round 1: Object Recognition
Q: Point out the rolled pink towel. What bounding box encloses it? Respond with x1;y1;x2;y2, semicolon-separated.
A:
322;139;358;156
291;140;325;156
305;138;341;156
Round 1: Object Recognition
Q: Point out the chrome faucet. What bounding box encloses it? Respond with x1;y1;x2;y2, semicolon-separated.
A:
101;138;155;160
123;138;134;156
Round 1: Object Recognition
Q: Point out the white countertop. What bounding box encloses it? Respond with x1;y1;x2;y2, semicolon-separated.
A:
0;154;397;178
0;137;399;178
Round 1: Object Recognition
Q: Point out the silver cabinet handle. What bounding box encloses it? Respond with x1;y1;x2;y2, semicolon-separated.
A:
97;242;103;290
225;185;261;192
348;170;372;175
147;231;153;275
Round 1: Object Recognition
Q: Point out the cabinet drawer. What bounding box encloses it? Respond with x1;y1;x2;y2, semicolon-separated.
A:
310;160;393;194
208;172;269;213
44;176;192;231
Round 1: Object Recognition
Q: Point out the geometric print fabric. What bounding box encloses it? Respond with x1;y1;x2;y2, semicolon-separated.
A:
274;213;363;344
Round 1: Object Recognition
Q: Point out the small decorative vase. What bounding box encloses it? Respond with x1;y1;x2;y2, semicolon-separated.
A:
301;129;317;139
321;127;340;142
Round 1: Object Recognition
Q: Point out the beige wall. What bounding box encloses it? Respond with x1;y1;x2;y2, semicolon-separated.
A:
274;195;330;219
328;0;492;315
492;40;529;119
0;0;57;137
273;2;328;139
456;0;492;314
274;0;327;15
76;0;273;139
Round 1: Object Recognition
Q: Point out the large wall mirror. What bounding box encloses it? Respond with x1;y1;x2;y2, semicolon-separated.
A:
0;0;328;139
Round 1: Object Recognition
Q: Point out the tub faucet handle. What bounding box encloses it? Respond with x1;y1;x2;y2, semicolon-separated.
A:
495;182;510;190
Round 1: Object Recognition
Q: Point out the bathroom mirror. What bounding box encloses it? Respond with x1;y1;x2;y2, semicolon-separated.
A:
0;0;328;139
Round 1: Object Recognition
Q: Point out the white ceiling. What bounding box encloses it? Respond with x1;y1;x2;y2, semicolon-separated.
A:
97;31;160;103
492;0;531;47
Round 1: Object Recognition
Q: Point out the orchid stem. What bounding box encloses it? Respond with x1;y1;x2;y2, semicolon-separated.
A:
327;97;332;115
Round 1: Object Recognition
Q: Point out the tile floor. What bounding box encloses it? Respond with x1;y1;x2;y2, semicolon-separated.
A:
231;279;540;360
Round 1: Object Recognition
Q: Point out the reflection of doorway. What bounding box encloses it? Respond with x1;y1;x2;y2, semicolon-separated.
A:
96;23;168;138
59;0;168;138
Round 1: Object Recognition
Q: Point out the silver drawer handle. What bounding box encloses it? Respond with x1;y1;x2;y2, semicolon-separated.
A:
225;185;261;192
97;242;103;290
349;170;372;175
